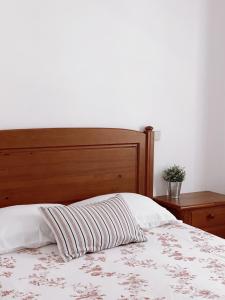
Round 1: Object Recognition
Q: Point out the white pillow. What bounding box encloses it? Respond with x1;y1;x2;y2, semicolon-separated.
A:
0;204;56;254
0;194;176;254
72;193;178;229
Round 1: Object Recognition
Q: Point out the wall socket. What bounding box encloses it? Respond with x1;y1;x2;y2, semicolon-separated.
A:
154;131;161;141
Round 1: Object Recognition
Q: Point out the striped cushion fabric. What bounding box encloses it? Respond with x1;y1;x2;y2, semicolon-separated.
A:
40;195;147;262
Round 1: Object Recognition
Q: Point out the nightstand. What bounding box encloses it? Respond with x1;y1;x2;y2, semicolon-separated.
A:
154;191;225;239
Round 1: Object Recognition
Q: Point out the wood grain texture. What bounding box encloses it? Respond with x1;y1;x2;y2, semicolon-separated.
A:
145;126;154;198
0;127;154;208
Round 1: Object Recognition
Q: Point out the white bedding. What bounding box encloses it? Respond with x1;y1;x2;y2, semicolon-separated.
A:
1;222;225;300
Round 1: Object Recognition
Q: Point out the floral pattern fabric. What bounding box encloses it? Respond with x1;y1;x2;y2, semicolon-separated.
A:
0;222;225;300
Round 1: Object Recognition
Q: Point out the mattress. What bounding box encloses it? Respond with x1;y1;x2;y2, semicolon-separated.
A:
1;222;225;300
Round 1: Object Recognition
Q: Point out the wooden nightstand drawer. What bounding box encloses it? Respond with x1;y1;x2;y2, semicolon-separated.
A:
191;206;225;229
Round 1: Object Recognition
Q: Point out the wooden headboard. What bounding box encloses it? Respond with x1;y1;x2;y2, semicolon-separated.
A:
0;126;154;208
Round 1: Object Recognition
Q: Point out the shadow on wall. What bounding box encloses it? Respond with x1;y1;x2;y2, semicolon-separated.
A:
205;0;225;193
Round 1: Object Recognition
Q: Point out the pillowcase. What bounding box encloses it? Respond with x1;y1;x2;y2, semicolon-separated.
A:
71;193;177;229
0;204;56;254
40;195;146;262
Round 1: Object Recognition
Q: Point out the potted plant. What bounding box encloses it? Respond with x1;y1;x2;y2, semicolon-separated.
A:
162;165;186;199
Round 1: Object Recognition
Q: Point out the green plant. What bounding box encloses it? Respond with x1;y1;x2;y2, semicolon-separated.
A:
162;165;186;182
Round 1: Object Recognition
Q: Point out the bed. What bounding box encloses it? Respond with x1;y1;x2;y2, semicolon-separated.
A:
0;127;225;300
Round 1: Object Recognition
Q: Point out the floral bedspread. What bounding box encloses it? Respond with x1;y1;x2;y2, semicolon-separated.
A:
1;223;225;300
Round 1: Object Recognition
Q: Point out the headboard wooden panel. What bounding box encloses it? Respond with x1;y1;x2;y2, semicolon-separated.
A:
0;126;154;208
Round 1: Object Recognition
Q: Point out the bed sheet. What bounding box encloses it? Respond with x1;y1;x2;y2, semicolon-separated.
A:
1;222;225;300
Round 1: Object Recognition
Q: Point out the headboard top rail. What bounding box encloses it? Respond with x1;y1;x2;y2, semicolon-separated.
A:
0;127;151;149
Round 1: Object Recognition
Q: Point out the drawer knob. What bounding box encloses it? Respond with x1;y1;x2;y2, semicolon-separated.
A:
207;213;215;220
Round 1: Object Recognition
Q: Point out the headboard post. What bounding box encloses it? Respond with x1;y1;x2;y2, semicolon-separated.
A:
145;126;154;198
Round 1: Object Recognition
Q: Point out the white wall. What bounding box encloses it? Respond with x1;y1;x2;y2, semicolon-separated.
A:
205;0;225;194
0;0;210;195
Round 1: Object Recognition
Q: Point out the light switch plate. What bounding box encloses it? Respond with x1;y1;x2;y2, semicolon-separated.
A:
154;131;161;141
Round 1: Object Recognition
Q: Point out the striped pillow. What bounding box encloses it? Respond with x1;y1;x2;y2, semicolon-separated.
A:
40;195;146;261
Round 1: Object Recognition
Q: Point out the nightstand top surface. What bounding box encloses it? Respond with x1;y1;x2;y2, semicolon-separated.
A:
155;191;225;210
